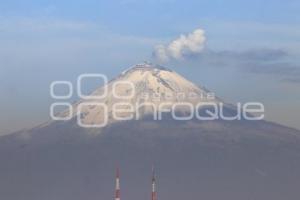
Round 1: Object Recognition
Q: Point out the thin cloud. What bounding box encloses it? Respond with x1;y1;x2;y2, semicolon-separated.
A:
184;48;300;84
0;16;95;33
246;62;300;83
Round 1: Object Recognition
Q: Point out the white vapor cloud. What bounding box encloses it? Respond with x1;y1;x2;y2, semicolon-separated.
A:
153;28;206;62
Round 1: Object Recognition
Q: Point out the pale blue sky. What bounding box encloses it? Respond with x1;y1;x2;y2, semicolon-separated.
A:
0;0;300;134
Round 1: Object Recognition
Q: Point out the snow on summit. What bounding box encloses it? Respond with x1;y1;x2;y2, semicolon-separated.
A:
60;62;220;127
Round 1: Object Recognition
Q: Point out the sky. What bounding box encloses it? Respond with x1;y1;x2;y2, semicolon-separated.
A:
0;0;300;134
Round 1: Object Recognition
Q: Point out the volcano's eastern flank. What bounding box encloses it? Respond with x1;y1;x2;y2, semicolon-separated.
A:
0;63;300;200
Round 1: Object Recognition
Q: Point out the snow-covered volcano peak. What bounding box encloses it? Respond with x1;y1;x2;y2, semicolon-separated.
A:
131;61;165;69
61;63;220;127
120;61;172;76
112;62;211;98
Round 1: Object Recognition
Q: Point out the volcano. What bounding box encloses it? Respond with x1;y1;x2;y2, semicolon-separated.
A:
58;62;224;127
1;62;300;200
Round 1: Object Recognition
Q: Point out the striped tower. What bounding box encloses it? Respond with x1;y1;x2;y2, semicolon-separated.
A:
115;167;120;200
151;166;157;200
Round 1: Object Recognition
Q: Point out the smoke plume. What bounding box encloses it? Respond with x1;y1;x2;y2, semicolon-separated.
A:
153;28;206;62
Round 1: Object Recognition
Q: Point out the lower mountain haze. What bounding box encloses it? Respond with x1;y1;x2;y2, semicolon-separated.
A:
1;63;300;200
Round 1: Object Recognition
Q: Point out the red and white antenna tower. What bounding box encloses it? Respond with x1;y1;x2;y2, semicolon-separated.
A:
151;166;157;200
115;167;120;200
